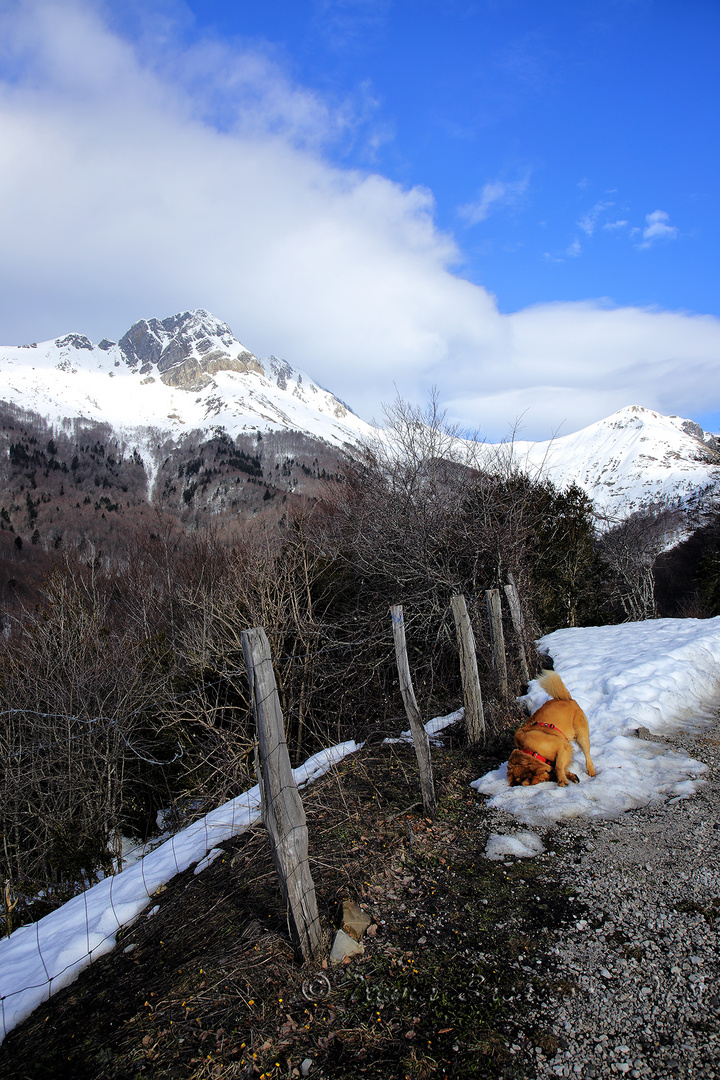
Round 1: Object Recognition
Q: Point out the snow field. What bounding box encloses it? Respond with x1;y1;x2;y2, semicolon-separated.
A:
474;616;720;827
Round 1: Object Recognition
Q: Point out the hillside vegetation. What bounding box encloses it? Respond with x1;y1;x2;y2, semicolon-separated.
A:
1;394;715;932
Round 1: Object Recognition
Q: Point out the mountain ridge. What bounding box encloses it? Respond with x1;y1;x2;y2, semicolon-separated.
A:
1;310;374;461
506;404;720;518
2;309;719;520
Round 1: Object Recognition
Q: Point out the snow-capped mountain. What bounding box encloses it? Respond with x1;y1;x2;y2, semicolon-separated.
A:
1;309;718;520
506;405;720;519
0;309;374;451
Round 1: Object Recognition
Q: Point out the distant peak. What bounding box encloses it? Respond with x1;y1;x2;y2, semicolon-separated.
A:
116;309;260;391
162;309;235;339
610;405;657;421
606;405;709;442
55;333;94;351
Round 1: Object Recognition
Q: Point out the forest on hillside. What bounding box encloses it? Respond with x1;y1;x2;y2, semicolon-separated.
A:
3;395;720;933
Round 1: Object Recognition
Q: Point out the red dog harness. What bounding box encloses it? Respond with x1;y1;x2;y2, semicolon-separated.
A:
517;720;572;765
519;748;551;764
532;720;571;743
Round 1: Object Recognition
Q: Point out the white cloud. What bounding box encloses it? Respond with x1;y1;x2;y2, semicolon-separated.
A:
443;302;720;438
603;219;629;231
0;1;717;443
637;209;679;249
458;174;530;226
577;200;613;237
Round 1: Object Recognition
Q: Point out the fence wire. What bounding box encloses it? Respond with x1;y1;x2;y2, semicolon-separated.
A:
0;640;367;1045
0;606;474;1044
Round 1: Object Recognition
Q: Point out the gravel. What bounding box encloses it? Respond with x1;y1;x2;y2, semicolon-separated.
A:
495;722;720;1078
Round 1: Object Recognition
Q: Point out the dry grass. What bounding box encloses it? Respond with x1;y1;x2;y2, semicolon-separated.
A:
0;729;576;1080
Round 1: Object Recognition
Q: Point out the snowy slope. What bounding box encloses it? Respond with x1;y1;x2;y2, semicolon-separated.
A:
1;312;719;516
505;405;720;517
0;310;375;451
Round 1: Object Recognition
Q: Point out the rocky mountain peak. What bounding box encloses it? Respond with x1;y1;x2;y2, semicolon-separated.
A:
118;309;263;391
55;333;94;352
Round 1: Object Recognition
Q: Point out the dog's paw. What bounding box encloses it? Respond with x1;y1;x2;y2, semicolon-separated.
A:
567;771;579;784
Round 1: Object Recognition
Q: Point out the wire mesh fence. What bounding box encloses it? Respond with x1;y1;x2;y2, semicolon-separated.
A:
0;581;526;1043
0;707;361;1043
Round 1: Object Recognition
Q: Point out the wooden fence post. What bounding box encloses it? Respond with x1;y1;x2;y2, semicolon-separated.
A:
241;626;322;962
450;593;485;745
389;605;437;819
503;573;530;684
485;588;508;698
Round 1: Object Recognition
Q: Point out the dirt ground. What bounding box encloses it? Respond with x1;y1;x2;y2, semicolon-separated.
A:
0;727;582;1080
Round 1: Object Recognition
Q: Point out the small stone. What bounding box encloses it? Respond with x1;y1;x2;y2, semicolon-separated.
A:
300;1058;313;1077
329;929;364;966
341;900;371;942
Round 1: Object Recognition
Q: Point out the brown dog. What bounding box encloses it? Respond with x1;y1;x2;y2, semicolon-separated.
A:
507;670;596;787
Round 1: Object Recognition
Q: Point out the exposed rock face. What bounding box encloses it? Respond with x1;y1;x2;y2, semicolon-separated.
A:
55;334;94;351
268;356;293;392
118;310;264;391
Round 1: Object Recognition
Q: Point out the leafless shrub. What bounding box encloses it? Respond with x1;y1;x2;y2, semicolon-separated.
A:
597;503;683;621
0;564;180;925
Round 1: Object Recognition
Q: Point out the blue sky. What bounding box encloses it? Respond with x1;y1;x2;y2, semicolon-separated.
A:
174;0;718;314
0;0;719;439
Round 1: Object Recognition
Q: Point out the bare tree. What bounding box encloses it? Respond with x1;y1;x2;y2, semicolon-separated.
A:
598;503;682;621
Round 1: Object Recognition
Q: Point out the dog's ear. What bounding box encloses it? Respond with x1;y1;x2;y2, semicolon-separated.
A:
530;769;551;785
507;751;529;787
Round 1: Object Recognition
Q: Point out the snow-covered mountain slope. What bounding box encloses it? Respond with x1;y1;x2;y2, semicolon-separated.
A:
1;310;718;519
504;405;720;518
0;309;374;451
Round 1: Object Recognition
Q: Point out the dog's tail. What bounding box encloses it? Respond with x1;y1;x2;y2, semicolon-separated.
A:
537;669;573;701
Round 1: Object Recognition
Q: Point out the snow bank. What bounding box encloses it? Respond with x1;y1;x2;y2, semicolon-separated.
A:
0;739;361;1043
473;617;720;826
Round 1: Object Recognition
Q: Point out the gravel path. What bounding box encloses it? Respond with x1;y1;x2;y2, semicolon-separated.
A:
502;722;720;1079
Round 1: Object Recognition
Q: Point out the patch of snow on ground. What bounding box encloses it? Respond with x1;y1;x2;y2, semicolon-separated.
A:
473;617;720;826
384;708;464;745
485;831;545;860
